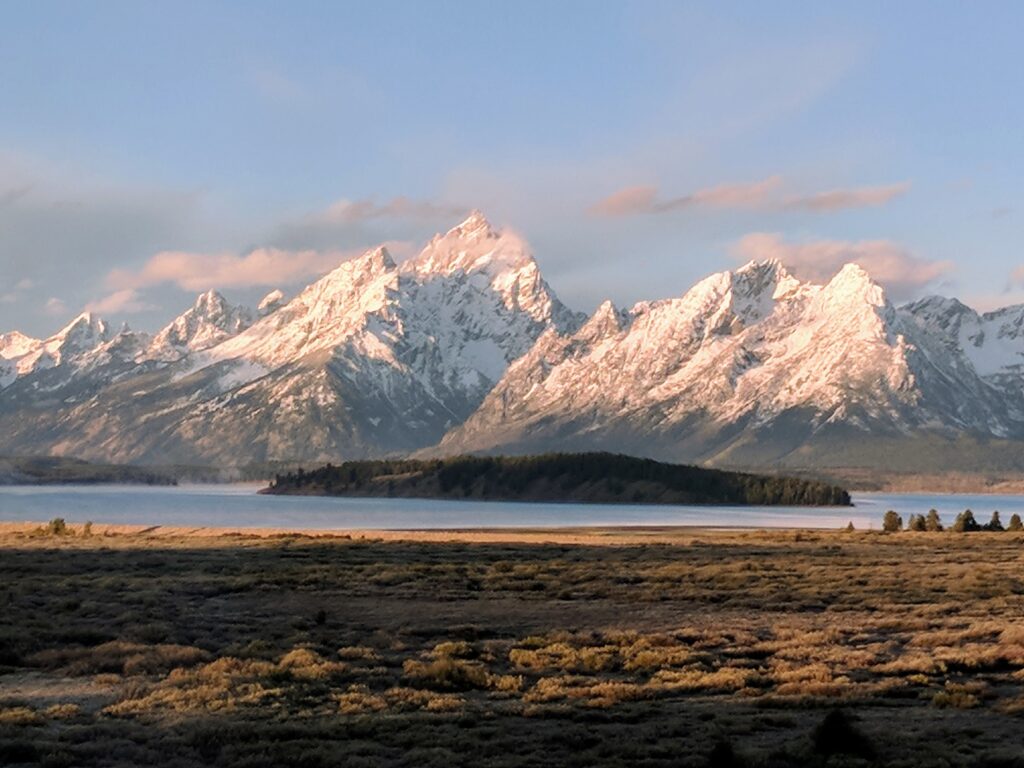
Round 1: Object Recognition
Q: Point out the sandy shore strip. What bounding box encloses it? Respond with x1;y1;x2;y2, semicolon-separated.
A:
0;520;836;546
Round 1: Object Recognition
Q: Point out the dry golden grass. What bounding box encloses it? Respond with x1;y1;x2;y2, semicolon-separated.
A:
3;526;1024;766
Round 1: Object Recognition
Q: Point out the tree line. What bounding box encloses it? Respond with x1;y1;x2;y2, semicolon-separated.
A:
266;452;852;507
881;508;1023;532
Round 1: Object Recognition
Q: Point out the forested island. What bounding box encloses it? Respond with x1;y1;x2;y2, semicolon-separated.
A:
0;456;176;486
263;453;851;506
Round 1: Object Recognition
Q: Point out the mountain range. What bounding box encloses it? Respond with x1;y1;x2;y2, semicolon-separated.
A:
4;211;1024;474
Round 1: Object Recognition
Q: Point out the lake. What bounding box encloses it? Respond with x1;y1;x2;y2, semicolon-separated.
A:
0;484;1018;530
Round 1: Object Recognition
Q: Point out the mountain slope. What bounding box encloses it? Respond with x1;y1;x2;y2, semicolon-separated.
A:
433;260;1024;471
0;212;582;463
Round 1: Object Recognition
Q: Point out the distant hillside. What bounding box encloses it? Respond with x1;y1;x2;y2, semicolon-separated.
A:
0;456;176;486
262;453;851;507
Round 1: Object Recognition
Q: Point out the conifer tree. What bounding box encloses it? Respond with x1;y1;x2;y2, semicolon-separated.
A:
952;509;980;532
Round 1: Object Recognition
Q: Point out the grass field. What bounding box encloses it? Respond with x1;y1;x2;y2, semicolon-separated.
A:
2;523;1024;767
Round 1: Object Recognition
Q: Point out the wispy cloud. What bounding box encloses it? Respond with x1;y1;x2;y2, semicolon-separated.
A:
105;248;353;292
44;297;67;317
782;183;910;212
733;232;951;299
309;196;467;225
590;178;909;216
0;278;34;305
85;288;153;315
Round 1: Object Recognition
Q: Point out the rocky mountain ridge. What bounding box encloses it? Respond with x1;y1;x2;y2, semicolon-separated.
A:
4;212;1024;472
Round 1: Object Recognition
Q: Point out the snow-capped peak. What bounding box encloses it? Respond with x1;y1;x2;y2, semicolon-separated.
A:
453;209;496;237
257;289;285;317
150;291;254;356
0;330;41;360
404;211;533;279
52;312;110;351
575;300;627;343
0;311;111;384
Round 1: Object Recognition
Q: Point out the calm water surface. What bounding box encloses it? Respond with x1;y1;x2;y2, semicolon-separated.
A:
0;484;1018;530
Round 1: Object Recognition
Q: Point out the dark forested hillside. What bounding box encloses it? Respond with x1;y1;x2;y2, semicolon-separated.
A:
262;453;851;506
0;456;176;486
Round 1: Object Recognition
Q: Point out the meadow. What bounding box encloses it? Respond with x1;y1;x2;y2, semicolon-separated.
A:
2;523;1024;767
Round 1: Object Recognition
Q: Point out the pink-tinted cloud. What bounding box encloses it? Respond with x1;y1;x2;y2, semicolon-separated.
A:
590;178;909;216
733;232;951;298
588;185;659;216
106;248;351;292
104;240;417;294
678;176;783;210
84;288;153;315
590;177;781;216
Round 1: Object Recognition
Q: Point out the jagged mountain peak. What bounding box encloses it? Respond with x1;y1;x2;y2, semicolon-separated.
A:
151;291;254;356
812;262;889;317
362;245;397;272
318;245;397;289
51;312;111;354
575;300;627;343
453;209;496;237
0;330;41;359
55;311;108;338
826;262;878;291
734;257;788;279
193;288;229;312
405;211;534;279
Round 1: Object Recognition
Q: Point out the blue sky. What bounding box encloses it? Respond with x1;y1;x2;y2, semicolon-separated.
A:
1;1;1021;336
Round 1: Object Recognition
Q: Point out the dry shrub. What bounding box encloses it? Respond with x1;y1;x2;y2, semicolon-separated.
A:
333;684;387;714
424;694;464;712
620;637;694;671
431;640;475;659
337;646;380;662
277;648;346;680
28;641;209;676
105;656;281;715
932;681;984;709
874;652;944;676
649;666;750;693
402;657;489;691
508;642;617;673
383;686;463;712
0;706;41;725
523;675;649;707
43;703;81;720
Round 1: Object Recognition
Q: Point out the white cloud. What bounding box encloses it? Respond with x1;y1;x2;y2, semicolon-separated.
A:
733;232;951;299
